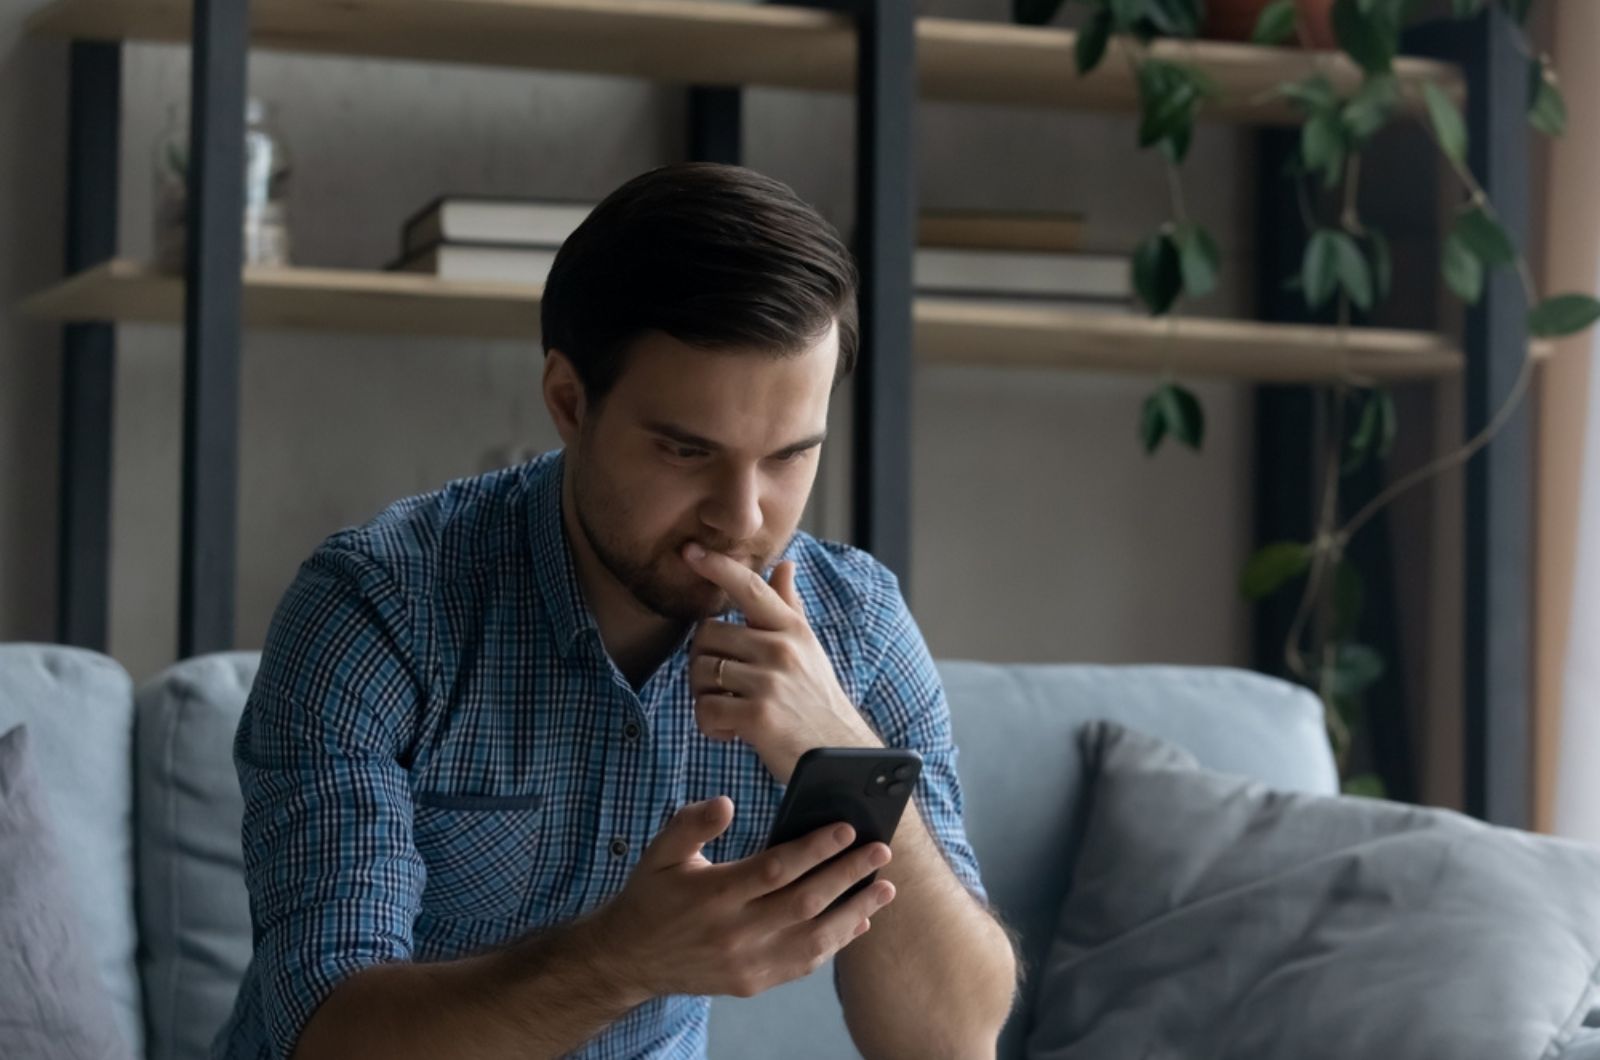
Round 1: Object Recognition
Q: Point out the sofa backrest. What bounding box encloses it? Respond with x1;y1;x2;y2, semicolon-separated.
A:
2;645;1338;1060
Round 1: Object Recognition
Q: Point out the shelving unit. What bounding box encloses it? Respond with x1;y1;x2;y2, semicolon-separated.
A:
26;0;1533;827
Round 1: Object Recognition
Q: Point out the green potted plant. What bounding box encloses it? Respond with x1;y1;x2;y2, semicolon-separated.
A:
1011;0;1597;794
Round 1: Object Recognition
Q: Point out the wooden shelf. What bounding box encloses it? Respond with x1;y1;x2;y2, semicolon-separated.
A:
28;0;1462;124
18;259;544;340
21;260;1475;382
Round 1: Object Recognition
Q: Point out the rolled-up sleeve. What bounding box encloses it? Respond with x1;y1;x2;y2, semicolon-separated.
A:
233;545;428;1059
857;571;988;905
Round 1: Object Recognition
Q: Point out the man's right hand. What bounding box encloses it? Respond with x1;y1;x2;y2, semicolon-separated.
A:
587;796;895;1001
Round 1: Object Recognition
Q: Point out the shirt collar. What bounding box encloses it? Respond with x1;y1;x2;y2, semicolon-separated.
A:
526;449;601;660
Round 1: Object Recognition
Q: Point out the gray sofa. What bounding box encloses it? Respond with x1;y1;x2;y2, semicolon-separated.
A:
0;642;1337;1060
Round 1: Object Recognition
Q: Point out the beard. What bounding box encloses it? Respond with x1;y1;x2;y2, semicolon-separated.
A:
570;455;783;624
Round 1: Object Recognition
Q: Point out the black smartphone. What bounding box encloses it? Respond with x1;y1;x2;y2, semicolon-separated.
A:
764;747;922;912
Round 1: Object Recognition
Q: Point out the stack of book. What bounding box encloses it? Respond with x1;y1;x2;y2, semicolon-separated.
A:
911;210;1131;312
388;195;596;283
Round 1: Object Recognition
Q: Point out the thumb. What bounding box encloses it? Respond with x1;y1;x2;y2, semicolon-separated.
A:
771;560;804;618
645;796;734;868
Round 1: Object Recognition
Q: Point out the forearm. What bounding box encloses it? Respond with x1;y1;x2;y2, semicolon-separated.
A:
293;911;651;1060
836;806;1018;1058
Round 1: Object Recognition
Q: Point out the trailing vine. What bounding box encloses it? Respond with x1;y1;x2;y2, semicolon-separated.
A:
1013;0;1600;793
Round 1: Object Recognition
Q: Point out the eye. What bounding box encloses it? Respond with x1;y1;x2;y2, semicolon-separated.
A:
660;442;709;460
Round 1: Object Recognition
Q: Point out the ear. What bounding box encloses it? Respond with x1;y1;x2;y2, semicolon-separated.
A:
541;349;587;447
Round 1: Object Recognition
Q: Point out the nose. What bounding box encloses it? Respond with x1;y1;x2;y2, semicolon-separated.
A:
700;464;764;544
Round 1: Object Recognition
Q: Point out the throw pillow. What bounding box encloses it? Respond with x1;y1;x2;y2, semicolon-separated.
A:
0;723;130;1059
1026;720;1600;1060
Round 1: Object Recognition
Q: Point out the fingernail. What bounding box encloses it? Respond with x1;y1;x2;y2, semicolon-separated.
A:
833;824;853;845
868;845;890;868
856;918;872;936
685;542;706;561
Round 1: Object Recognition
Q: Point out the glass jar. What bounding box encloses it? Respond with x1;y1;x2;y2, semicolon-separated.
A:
153;97;293;271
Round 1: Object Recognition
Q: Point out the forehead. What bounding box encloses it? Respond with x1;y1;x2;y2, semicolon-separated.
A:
604;323;839;435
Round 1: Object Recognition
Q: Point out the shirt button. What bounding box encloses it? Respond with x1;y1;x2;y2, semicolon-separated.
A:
623;721;641;741
610;837;629;858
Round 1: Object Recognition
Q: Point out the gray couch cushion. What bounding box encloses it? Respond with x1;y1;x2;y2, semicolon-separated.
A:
708;661;1337;1060
135;652;259;1060
1027;721;1600;1060
0;724;131;1060
0;644;141;1053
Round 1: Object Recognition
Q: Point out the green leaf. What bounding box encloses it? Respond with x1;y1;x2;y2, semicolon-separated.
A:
1137;61;1202;159
1333;230;1374;311
1159;120;1194;165
1341;73;1399;142
1253;0;1297;43
1156;382;1204;449
1240;542;1313;601
1302;229;1342;310
1343;388;1396;474
1367;229;1392;299
1329;642;1385;697
1110;0;1146;31
1342;773;1387;798
1529;294;1600;338
1302;109;1347;188
1280;75;1338;114
1529;59;1567;137
1013;0;1067;25
1133;230;1184;315
1376;387;1397;458
1442;232;1485;303
1075;7;1114;74
1175;223;1220;299
1140;388;1168;453
1142;0;1201;37
1332;0;1398;75
1453;207;1517;266
1422;81;1467;164
1499;0;1533;25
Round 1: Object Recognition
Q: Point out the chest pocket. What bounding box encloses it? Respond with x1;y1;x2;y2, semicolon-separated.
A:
412;791;546;921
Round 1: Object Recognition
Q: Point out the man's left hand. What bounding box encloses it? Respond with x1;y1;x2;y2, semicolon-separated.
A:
682;543;880;783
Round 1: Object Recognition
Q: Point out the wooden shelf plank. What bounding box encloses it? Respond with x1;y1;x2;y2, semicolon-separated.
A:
18;259;544;340
914;298;1465;382
22;261;1478;381
27;0;1462;124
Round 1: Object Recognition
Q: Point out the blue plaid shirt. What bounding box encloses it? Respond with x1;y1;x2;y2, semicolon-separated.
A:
214;448;986;1060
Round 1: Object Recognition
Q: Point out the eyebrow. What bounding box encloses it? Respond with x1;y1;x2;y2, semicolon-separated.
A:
644;420;828;459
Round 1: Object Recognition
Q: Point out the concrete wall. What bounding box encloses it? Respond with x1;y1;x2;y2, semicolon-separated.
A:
2;0;1256;685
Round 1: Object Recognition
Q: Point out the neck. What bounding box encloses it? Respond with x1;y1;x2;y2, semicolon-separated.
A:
560;470;688;688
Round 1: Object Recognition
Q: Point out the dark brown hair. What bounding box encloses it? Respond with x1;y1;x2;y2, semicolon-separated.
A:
540;162;859;404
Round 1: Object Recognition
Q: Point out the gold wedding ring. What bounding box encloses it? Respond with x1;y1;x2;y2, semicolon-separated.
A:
714;655;728;693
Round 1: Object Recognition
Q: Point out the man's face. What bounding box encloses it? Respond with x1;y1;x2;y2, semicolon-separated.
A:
565;322;838;624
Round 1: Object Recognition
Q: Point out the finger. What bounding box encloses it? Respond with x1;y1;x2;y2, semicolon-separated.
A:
770;561;806;621
682;544;795;630
770;841;892;924
693;692;748;739
738;820;861;900
689;619;761;663
642;796;734;870
692;654;770;698
784;878;897;963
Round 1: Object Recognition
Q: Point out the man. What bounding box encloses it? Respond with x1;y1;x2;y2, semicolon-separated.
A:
214;162;1019;1060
